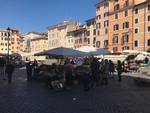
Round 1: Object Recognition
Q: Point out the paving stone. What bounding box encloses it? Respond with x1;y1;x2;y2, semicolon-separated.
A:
0;68;150;113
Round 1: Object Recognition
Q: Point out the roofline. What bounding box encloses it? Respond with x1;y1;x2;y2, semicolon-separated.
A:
95;0;108;7
85;18;95;22
47;20;75;30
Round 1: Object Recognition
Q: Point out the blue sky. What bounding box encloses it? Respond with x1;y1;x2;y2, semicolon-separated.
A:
0;0;100;33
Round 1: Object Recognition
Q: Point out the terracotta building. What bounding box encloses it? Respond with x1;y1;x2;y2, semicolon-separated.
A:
108;0;134;53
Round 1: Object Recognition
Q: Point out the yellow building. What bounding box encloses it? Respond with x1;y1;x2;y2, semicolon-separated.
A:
67;25;87;48
95;0;109;49
133;0;150;51
86;18;97;47
47;20;76;49
67;19;97;49
23;32;48;54
0;29;23;54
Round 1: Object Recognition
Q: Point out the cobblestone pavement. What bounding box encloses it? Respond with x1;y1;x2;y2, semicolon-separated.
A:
0;68;150;113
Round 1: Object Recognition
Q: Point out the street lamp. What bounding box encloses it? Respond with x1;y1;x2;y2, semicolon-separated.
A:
7;27;11;62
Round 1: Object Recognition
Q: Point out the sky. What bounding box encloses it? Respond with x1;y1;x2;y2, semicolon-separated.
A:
0;0;100;33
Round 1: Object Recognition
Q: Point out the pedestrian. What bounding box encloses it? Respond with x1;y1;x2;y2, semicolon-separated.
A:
144;57;149;64
101;59;109;85
0;58;6;80
33;59;38;75
64;60;74;88
82;67;92;91
117;60;123;82
90;58;100;87
5;62;15;83
109;60;115;79
26;62;33;82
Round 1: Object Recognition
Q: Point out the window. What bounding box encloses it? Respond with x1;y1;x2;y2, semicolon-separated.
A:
115;13;118;19
148;4;150;10
123;22;129;29
104;12;109;17
105;28;108;34
4;33;7;36
125;0;129;6
87;38;90;44
97;30;100;35
135;28;138;33
86;31;90;36
135;8;138;14
114;4;120;11
148;26;150;31
93;37;96;44
134;40;138;47
135;18;138;24
114;24;119;31
96;41;100;48
125;10;128;17
122;33;129;44
113;47;118;52
104;20;109;27
96;15;101;20
122;46;129;50
148;15;150;21
148;39;150;46
96;23;101;29
93;29;96;35
113;35;118;44
104;40;108;47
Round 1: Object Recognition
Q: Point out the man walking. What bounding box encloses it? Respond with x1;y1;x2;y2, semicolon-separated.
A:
5;62;15;83
26;62;33;82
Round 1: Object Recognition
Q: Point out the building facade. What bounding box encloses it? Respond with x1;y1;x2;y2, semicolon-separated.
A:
67;25;87;48
0;29;23;54
23;32;48;53
109;0;134;53
96;0;109;49
47;20;76;49
86;18;97;47
133;0;150;51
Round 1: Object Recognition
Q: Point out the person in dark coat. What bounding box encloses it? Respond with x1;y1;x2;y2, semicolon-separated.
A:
82;67;92;91
117;60;123;82
5;62;15;83
90;58;100;87
26;62;33;81
109;60;115;79
64;61;74;87
0;58;6;80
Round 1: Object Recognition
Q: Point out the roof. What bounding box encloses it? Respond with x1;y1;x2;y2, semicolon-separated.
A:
47;20;75;30
95;0;108;7
85;18;95;23
27;32;47;36
31;37;48;41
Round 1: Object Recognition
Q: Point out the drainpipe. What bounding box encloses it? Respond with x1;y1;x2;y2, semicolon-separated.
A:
143;3;146;51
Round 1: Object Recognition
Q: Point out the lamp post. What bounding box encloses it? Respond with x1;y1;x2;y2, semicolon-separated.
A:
7;27;11;62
